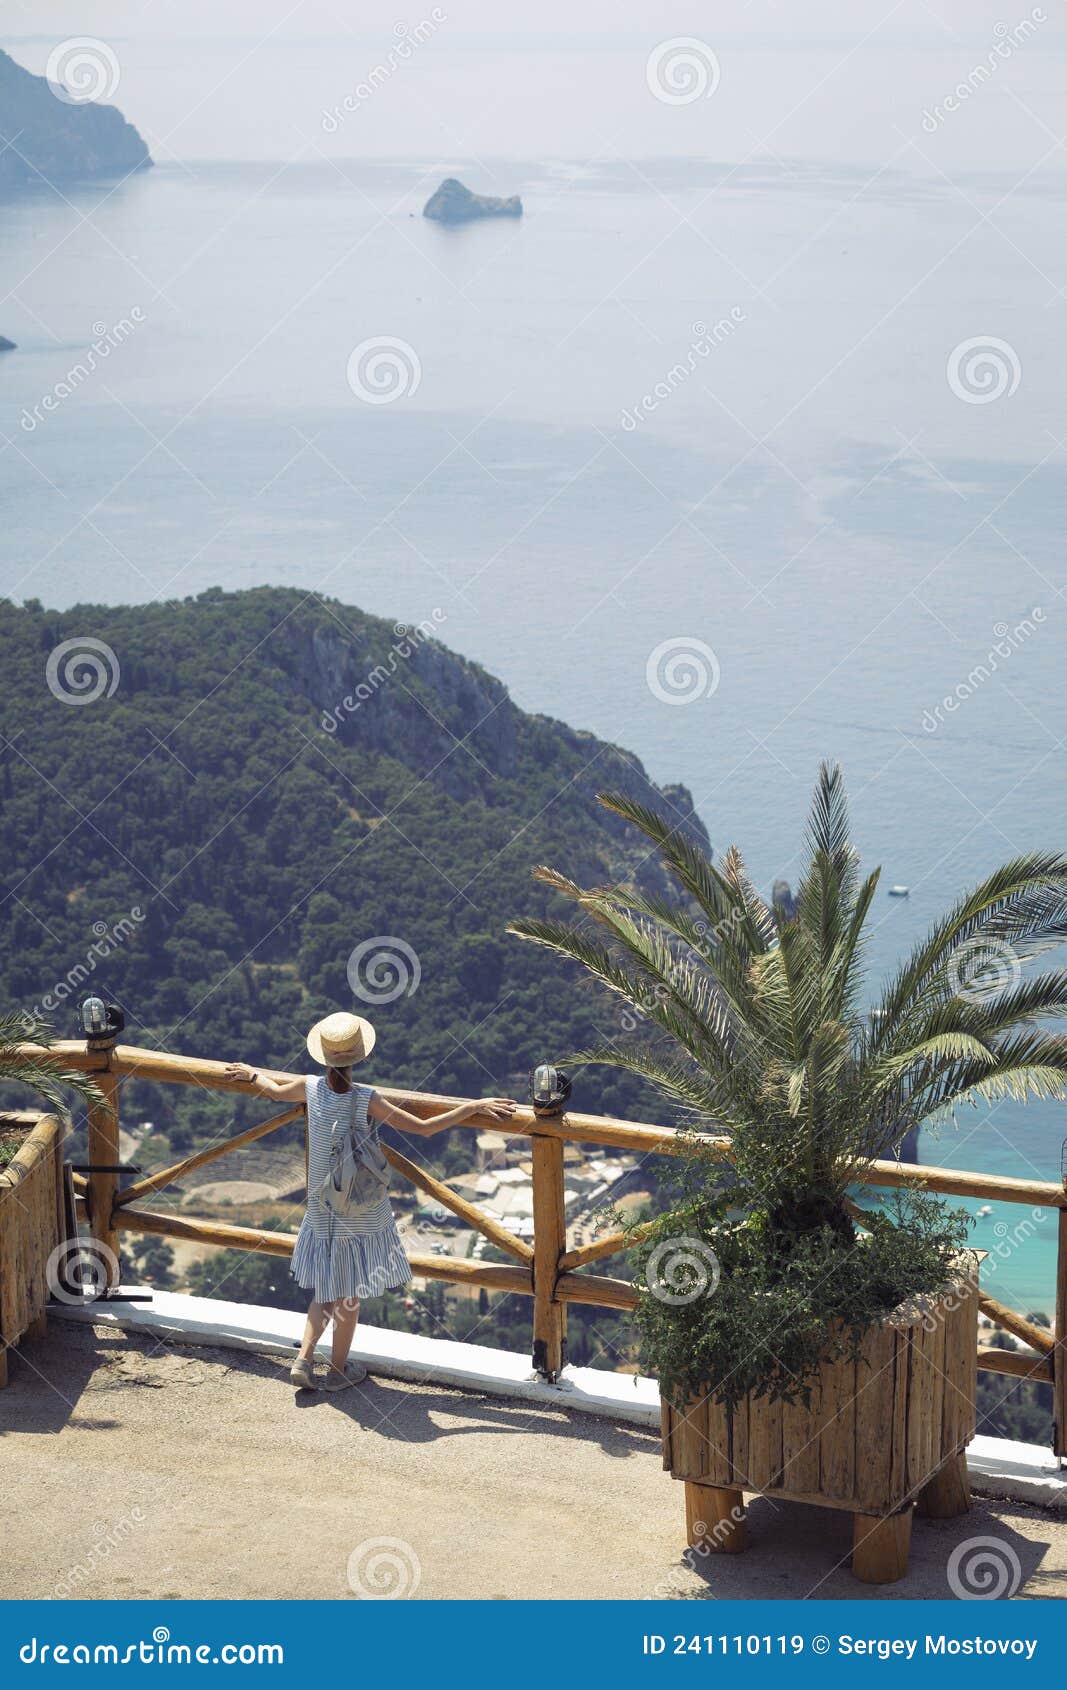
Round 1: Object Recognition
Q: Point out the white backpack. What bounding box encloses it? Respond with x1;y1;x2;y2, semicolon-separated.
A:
317;1092;390;1220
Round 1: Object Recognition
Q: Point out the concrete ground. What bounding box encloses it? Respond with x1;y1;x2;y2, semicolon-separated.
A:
1;1321;1065;1602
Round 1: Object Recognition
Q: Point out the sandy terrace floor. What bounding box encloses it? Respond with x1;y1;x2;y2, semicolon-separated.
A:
1;1321;1065;1603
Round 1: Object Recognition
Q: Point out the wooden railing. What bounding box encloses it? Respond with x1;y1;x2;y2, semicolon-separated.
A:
13;1038;1067;1453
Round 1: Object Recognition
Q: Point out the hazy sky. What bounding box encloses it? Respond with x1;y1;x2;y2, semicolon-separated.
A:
6;0;1065;170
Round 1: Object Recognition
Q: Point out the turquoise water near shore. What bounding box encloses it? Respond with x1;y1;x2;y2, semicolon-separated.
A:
1;157;1064;1308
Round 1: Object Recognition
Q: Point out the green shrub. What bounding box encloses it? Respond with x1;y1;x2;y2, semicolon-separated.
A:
629;1184;971;1410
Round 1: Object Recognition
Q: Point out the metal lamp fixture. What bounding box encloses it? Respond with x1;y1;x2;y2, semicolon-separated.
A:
530;1062;571;1118
80;997;125;1043
81;996;108;1037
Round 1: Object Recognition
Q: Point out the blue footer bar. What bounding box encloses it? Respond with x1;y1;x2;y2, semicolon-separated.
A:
0;1600;1062;1685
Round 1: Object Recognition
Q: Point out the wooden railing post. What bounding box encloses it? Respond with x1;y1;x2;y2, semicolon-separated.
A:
86;1051;120;1289
531;1133;567;1379
1055;1199;1067;1460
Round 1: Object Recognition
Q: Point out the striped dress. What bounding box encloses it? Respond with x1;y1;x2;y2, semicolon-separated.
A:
290;1077;411;1302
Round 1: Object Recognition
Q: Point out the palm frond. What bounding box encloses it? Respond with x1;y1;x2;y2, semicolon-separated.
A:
806;760;850;866
912;1029;1067;1121
507;916;732;1076
596;790;774;959
0;1010;107;1117
826;866;881;1020
718;844;777;949
564;1041;734;1125
574;881;757;1028
872;855;1067;1047
509;769;1067;1223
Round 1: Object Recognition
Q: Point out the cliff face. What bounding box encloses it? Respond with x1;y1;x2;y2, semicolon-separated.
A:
284;600;709;894
0;49;151;190
302;614;703;815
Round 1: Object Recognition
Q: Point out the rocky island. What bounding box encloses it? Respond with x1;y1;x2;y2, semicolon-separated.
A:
423;177;522;224
0;48;151;191
0;337;16;353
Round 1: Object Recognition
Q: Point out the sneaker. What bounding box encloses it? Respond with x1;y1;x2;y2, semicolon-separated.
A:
322;1361;368;1392
290;1358;316;1390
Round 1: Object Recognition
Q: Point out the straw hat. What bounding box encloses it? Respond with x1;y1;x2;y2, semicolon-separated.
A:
306;1011;376;1067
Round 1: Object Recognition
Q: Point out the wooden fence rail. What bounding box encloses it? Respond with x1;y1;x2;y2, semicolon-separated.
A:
11;1038;1067;1449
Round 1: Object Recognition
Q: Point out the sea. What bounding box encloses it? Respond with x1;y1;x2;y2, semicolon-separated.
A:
1;154;1065;1308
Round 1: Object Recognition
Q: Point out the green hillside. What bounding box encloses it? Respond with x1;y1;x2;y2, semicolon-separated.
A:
0;587;710;1159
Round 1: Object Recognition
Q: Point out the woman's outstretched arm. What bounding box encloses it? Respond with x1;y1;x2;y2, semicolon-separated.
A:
224;1062;305;1102
368;1092;517;1136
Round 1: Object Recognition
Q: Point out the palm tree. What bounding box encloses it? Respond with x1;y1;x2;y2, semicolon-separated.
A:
0;1010;106;1122
509;763;1067;1243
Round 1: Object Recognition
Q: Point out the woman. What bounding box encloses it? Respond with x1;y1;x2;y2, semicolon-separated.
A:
226;1011;516;1392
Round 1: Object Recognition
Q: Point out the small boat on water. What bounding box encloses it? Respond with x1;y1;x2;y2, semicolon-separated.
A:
976;1204;993;1219
888;885;909;897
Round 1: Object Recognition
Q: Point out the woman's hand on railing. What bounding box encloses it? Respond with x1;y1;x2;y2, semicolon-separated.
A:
224;1063;305;1102
427;1097;518;1130
469;1098;518;1123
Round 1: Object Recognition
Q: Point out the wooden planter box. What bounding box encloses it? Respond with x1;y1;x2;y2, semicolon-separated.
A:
0;1112;63;1387
661;1269;979;1584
